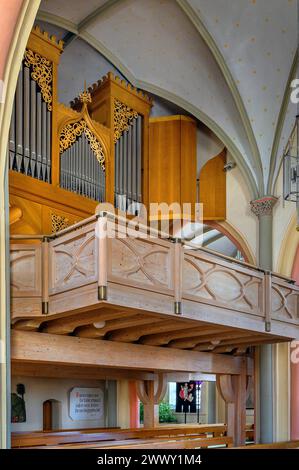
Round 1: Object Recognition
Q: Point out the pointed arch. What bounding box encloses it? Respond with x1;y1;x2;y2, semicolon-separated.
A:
37;10;259;200
176;0;264;195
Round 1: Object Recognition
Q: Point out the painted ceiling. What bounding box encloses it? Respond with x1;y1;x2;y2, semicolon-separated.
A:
39;0;298;197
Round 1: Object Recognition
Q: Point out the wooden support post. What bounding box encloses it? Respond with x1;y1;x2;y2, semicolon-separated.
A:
42;237;49;314
216;360;247;446
97;213;108;300
136;374;167;428
173;240;182;315
143;381;159;428
129;381;139;428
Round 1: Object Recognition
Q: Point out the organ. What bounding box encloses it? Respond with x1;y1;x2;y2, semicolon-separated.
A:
9;25;226;237
73;72;152;214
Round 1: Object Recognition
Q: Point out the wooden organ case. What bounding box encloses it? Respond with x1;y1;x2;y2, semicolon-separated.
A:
71;73;152;214
9;26;226;238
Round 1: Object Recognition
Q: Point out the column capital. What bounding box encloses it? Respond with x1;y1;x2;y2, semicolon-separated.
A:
250;196;278;217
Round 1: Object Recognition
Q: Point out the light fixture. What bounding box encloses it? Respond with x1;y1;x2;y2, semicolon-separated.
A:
223;161;236;172
283;115;299;229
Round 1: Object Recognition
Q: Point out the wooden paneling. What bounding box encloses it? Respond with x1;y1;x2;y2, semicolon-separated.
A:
10;244;42;317
180;118;197;208
183;249;264;317
49;222;97;294
199;149;226;221
9;191;85;236
10;244;42;298
271;275;299;323
9;194;43;235
9;168;99;237
149;116;197;219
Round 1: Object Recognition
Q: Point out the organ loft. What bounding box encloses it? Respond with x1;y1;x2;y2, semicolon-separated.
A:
0;0;298;452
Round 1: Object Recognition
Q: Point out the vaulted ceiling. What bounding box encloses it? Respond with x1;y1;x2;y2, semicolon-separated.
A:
38;0;298;198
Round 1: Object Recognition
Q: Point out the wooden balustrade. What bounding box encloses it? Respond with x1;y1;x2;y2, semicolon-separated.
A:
10;212;299;342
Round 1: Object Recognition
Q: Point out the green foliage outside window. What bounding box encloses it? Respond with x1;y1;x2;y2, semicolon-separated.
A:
139;402;177;424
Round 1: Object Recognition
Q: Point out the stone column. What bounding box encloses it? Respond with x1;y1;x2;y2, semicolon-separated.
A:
250;196;277;444
207;381;216;424
291;342;299;439
0;159;11;449
290;250;299;440
0;0;40;449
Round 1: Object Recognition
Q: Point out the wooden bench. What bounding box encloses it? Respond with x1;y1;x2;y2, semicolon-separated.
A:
12;424;227;448
23;436;233;450
236;440;299;449
98;436;233;449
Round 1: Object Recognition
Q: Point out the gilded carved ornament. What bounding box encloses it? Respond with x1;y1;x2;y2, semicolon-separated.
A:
51;213;69;233
24;49;53;111
59;120;105;171
59;89;105;170
114;99;138;143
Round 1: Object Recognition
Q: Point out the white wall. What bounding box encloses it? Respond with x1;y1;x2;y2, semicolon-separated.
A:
273;165;296;272
11;376;105;432
197;125;224;175
226;161;258;261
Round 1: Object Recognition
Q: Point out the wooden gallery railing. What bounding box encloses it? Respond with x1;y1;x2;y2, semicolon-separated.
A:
10;212;299;339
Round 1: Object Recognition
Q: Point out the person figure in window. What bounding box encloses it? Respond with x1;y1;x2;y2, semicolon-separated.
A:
179;383;189;412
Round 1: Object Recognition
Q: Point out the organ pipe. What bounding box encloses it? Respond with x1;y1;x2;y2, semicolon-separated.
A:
60;133;105;203
9;61;52;182
114;115;143;215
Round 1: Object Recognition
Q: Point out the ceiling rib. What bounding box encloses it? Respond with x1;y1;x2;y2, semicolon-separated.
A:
61;31;77;48
176;0;263;196
36;10;259;199
268;49;298;194
37;10;79;34
78;0;123;33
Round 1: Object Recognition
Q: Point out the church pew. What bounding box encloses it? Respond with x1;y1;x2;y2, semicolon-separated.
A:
12;424;227;448
22;436;233;450
15;426;120;433
103;436;233;449
236;440;299;449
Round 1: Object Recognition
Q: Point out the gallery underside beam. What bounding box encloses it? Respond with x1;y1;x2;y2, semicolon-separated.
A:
11;330;252;376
